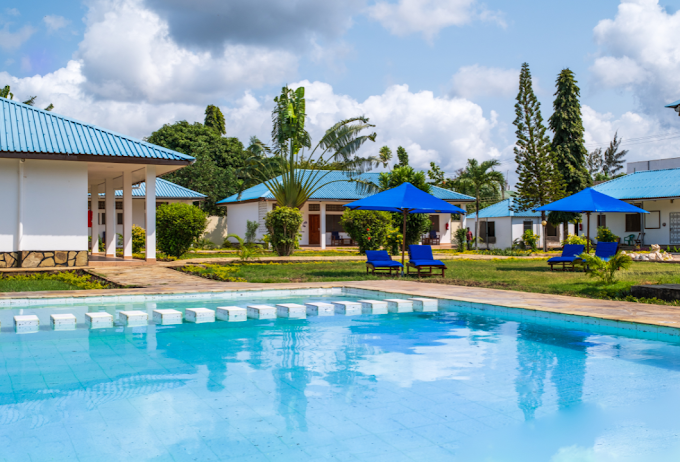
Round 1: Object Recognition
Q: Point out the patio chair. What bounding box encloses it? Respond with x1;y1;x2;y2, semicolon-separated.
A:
428;230;440;246
594;242;618;262
407;245;446;277
623;234;635;246
547;244;585;271
331;231;342;246
365;250;403;275
634;232;645;246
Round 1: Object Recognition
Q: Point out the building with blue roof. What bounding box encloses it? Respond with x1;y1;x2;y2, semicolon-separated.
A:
218;170;474;248
0;97;195;267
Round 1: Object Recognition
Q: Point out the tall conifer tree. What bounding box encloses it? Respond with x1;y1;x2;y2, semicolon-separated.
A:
204;104;226;135
513;63;564;251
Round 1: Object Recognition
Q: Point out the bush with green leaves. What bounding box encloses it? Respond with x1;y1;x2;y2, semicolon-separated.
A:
245;220;260;244
596;226;618;243
340;210;391;254
132;225;146;253
454;227;467;251
562;233;588;246
265;206;303;256
580;252;632;285
514;230;539;251
226;234;261;261
156;203;208;257
385;228;403;256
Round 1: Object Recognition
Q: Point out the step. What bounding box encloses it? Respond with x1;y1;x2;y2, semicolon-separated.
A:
409;298;439;312
153;309;183;325
118;310;148;326
332;301;362;316
85;312;113;328
305;302;335;316
358;300;388;315
50;313;76;331
276;303;307;319
185;308;215;323
385;299;414;313
216;306;247;322
247;305;277;320
14;315;39;334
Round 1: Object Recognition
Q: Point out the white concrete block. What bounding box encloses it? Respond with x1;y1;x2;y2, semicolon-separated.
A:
118;310;148;325
85;312;113;328
153;309;183;325
14;315;39;334
185;308;215;323
50;313;76;331
305;302;335;316
358;300;388;315
247;305;277;319
409;298;439;312
276;303;307;319
216;306;247;322
385;299;414;313
333;301;362;316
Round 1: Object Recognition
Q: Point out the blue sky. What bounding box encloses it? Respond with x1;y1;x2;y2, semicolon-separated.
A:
3;0;680;182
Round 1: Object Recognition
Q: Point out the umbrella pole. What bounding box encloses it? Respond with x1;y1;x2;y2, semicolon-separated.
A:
586;211;591;253
401;210;407;276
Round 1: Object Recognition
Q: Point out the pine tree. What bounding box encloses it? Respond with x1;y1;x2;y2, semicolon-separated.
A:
513;63;564;251
602;132;628;176
204;104;226;135
396;146;409;167
586;148;603;180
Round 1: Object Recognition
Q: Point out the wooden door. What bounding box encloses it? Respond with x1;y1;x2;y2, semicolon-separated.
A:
309;214;320;245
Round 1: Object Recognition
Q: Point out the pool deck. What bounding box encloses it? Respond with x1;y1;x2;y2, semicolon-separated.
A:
0;263;679;330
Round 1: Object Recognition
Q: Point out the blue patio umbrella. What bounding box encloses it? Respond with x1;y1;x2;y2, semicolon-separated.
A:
345;182;466;273
534;188;648;252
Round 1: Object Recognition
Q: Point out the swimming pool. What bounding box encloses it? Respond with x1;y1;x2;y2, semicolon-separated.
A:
1;288;680;461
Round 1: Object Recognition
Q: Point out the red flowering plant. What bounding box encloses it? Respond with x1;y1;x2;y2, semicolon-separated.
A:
340;210;390;254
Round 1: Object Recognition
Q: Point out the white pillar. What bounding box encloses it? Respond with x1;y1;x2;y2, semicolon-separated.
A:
105;178;116;257
320;203;326;249
17;160;24;252
90;182;100;254
123;171;133;259
145;165;156;261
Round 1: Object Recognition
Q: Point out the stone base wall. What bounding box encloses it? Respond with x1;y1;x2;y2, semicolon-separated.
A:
0;251;88;268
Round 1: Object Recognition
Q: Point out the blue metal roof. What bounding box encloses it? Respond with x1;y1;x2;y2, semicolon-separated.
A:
467;198;541;219
665;99;680;108
592;168;680;200
217;171;474;204
0;97;194;162
91;178;205;200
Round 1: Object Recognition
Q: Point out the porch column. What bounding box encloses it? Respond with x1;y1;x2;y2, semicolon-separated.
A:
320;203;326;249
90;182;100;254
145;165;156;262
105;178;116;257
123;171;133;259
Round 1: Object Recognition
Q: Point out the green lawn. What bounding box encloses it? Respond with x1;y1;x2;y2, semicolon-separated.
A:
192;259;680;304
0;278;82;292
0;272;110;292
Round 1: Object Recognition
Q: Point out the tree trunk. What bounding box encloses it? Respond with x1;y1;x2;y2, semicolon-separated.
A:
475;193;480;251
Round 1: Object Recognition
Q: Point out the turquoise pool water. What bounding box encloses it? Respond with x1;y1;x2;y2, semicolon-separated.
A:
1;291;680;461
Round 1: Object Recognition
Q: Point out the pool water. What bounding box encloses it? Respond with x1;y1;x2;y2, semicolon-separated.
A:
1;293;680;461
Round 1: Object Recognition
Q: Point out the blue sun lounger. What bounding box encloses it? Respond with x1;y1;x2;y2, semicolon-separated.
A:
365;250;403;275
594;242;619;262
407;245;447;277
547;244;585;271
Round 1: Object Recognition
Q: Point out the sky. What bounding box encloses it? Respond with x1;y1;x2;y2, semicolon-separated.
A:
2;0;680;184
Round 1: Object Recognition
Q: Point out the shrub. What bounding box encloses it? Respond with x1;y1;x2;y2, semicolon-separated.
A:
514;230;539;251
580;252;632;285
156;203;208;257
226;234;261;261
341;210;391;254
265;206;303;256
245;220;260;244
132;225;146;253
596;226;618;243
454;227;467;251
393;213;431;247
562;233;588;246
193;236;216;250
385;228;403;256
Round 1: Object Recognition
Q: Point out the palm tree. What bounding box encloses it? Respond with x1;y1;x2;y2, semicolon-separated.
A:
455;159;505;250
379;146;392;167
1;85;53;111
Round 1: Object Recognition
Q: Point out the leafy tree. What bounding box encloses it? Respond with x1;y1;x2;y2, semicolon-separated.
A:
204;105;226;135
601;131;628;177
427;162;446;187
447;167;502;213
379;146;392;167
396;146;409;167
454;159;505;250
1;84;53;111
513;63;564;251
340;210;392;254
586;148;603;180
156;203;208;257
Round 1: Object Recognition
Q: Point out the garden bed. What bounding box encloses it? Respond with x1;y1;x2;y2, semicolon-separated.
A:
0;269;120;292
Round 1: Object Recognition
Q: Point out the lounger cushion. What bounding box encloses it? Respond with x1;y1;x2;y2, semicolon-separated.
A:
409;260;446;267
595;242;618;260
367;261;403;267
409;245;435;261
365;250;392;261
561;244;585;257
547;256;582;263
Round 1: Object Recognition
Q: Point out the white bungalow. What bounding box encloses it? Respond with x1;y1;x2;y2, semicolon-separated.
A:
217;171;474;248
0;98;195;268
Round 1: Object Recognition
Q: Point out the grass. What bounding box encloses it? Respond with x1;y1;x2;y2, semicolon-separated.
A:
0;278;82;292
179;259;680;305
0;271;111;292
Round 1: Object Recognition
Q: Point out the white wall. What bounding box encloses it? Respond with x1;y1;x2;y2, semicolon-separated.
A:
22;160;88;251
0;159;19;252
590;199;678;245
225;202;260;243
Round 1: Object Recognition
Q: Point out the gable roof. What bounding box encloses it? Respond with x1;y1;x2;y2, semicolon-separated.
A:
91;178;206;200
217;170;475;204
591;168;680;200
0;97;194;163
467;198;541;219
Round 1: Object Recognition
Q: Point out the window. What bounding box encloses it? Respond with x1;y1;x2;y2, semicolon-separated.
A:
523;221;533;233
429;215;440;232
645;210;660;229
625;214;641;232
308;204;320;211
156;201;168;208
546;223;558;236
101;213;105;225
326;204;346;212
326;215;344;233
117;213;123;225
116;202;123;210
486;221;495;238
98;201;105;210
597;215;606;228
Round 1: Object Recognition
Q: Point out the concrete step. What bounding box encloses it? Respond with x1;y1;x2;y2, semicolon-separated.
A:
332;301;362;316
185;308;215;323
216;306;247;322
85;312;113;328
358;300;388;315
247;305;277;319
409;298;439;312
276;304;306;319
305;302;335;316
50;313;76;331
385;299;414;313
118;310;148;326
153;309;183;325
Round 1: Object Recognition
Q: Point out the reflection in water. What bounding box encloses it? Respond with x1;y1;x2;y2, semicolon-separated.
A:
274;326;310;432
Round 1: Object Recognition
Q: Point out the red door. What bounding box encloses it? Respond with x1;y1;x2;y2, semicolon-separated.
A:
309;214;320;245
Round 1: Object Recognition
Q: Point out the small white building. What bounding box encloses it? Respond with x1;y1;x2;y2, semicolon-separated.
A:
467;198;574;250
217;171;474;248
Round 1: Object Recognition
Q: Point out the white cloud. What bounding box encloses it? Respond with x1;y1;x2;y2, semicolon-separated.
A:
5;8;20;17
450;65;518;99
0;23;35;51
43;15;71;33
367;0;505;42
